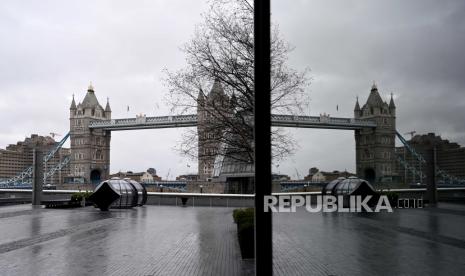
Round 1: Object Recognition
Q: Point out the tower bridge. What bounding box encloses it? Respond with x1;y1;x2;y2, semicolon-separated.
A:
2;81;463;189
68;81;396;185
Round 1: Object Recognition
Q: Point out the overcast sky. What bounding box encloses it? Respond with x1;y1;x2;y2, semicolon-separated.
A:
1;0;464;179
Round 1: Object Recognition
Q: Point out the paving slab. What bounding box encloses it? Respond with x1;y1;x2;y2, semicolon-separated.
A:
0;203;464;275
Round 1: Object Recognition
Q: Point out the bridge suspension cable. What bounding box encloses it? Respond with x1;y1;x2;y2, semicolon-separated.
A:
396;131;465;185
396;131;425;164
396;131;425;184
0;133;71;188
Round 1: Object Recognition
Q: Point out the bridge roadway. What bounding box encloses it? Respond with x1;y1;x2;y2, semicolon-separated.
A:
88;114;377;131
0;201;465;275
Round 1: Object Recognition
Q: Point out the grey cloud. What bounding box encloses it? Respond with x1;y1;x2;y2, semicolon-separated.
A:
1;0;464;179
271;0;465;176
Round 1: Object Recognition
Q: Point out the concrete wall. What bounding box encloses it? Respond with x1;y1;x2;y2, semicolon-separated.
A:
1;188;464;207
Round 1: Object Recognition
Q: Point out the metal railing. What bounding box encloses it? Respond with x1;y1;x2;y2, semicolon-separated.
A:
397;155;425;182
280;181;328;192
141;181;187;192
271;114;376;129
89;115;198;130
436;169;465;185
89;114;377;131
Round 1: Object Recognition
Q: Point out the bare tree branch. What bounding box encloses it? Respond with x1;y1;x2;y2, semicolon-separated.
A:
163;0;310;170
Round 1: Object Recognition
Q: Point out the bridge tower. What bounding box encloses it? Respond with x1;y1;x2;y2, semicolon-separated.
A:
68;84;111;185
354;83;397;185
197;79;230;181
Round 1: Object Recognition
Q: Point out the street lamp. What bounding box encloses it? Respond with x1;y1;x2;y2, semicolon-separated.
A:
160;184;163;193
199;185;203;194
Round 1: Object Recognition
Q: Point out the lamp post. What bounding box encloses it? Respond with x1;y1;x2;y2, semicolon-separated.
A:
160;184;163;193
199;185;203;194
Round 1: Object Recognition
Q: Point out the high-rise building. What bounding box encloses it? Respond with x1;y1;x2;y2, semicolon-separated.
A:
395;133;465;185
0;134;70;185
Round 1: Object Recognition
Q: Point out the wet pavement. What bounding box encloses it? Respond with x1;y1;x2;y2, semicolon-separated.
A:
0;203;464;275
273;203;465;276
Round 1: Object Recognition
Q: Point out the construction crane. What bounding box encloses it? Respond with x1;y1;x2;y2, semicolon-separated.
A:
165;168;171;180
403;131;416;139
50;132;62;139
294;168;301;180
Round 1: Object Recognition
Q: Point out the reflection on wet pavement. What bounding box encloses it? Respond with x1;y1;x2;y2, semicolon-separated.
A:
0;203;464;275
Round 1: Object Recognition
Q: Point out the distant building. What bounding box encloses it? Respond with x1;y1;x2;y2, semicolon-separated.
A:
304;168;354;182
147;168;157;176
212;153;254;194
395;133;465;185
110;169;162;183
0;134;70;185
272;174;291;181
176;174;200;181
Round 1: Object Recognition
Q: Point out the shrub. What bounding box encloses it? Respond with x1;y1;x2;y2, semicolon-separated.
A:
71;192;92;202
233;207;254;223
233;208;255;259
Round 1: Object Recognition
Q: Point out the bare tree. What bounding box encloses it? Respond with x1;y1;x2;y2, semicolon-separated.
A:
164;0;310;166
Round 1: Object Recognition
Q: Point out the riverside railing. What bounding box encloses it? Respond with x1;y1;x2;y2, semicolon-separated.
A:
1;187;464;206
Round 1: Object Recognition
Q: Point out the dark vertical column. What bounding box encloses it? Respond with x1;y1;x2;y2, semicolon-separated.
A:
354;130;360;178
427;146;438;205
404;147;407;185
105;130;111;180
254;0;273;275
32;149;44;206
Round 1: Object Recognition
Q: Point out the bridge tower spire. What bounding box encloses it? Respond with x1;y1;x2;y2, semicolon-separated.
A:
70;94;77;118
105;97;112;119
389;93;396;115
354;96;361;118
355;83;397;186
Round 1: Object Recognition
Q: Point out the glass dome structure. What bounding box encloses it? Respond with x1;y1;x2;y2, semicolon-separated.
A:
323;176;377;197
322;177;346;195
108;178;138;209
322;176;378;207
88;177;147;211
124;178;148;206
333;176;376;196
